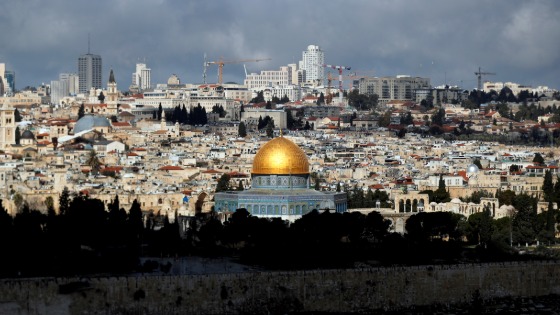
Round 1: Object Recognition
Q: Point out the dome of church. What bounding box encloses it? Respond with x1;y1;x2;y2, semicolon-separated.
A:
74;115;111;134
466;164;480;175
252;136;309;175
20;130;35;140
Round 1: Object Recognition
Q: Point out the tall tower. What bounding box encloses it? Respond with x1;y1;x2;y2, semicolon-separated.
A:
299;45;324;84
0;103;16;149
78;40;102;94
106;69;118;103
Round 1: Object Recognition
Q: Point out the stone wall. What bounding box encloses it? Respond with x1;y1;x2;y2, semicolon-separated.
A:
1;261;559;314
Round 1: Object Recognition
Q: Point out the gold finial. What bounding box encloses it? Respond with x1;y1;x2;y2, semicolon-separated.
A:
280;129;283;137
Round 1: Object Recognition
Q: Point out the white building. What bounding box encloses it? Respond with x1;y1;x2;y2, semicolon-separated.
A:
132;63;151;90
483;81;533;96
258;86;301;103
244;64;297;90
358;75;431;105
50;73;79;105
221;83;253;104
299;45;324;84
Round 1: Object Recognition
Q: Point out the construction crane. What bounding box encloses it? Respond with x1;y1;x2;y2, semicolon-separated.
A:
321;64;351;105
206;57;271;85
326;72;334;104
475;66;496;91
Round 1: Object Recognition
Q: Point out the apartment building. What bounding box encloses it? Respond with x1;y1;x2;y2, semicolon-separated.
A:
358;75;430;105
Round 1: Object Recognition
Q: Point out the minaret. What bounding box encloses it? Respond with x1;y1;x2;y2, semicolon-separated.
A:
160;114;166;131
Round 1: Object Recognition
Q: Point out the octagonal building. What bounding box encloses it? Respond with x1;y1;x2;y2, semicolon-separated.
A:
214;136;347;222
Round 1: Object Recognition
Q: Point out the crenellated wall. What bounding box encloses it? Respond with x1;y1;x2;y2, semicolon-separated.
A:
1;261;559;314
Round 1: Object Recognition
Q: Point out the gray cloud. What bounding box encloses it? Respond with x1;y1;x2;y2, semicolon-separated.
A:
1;0;558;90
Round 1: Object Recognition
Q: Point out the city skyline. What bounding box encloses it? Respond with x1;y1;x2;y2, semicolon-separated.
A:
0;0;559;91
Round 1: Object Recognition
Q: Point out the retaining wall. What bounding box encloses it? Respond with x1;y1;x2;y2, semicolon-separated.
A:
1;261;559;314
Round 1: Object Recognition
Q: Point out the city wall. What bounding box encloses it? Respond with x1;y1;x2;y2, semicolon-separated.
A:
1;261;559;314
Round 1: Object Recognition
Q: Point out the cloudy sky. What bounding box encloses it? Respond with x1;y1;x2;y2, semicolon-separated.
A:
1;0;559;91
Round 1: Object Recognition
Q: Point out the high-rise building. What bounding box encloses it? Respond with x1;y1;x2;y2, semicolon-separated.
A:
4;71;15;94
50;73;79;105
78;53;102;93
132;63;151;90
299;45;324;84
0;63;5;95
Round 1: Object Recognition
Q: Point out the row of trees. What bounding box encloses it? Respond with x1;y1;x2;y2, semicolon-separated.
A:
1;189;556;277
157;104;208;126
0;191;182;278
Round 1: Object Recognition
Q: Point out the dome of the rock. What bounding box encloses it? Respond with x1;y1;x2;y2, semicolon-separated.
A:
252;136;309;175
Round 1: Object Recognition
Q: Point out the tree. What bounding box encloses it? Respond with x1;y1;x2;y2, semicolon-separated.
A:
400;112;413;125
465;207;494;246
78;104;85;119
44;196;55;213
533;152;545;165
512;193;538;245
250;91;265;103
473;158;483;170
509;164;520;173
496;189;516;206
378;111;392;127
212;104;226;117
14;108;22;122
431;108;446;126
237;180;244;191
432;174;451;203
15;127;21;145
13;193;24;212
157;103;163;120
286;109;296;130
86;150;101;175
59;187;71;215
317;92;325;105
537;201;556;244
542;170;554;202
128;199;144;246
238;121;247;137
98;92;105;103
215;174;231;192
265;119;275;138
347;90;378;110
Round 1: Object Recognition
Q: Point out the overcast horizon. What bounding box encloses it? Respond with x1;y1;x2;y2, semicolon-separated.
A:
1;0;559;91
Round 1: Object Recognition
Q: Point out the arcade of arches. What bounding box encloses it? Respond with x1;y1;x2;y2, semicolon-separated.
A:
394;193;429;213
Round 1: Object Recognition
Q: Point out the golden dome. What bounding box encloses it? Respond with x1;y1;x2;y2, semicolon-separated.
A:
252;136;309;175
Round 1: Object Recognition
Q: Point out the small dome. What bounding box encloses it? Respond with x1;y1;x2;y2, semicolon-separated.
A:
252;136;309;175
451;198;462;204
466;164;480;174
20;130;35;140
74;115;111;134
